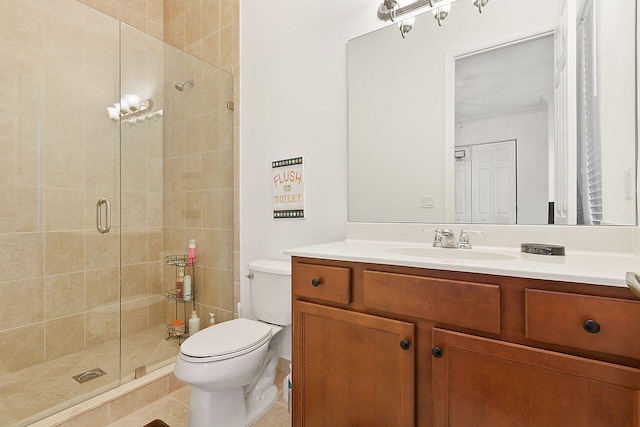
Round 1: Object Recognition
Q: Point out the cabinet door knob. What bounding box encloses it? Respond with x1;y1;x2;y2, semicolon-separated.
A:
583;319;601;334
400;340;411;350
311;278;321;287
432;347;443;358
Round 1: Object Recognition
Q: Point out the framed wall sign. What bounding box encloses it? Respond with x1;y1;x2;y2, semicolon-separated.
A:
272;157;305;219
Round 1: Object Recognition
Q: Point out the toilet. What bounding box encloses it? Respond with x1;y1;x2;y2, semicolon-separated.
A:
174;259;291;427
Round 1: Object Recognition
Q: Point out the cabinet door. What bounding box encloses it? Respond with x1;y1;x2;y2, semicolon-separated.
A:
432;328;640;427
293;301;415;427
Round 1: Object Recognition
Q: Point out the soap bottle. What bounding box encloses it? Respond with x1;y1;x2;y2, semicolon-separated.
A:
209;312;215;327
189;310;200;335
188;239;196;265
283;363;292;406
183;274;192;302
176;267;184;299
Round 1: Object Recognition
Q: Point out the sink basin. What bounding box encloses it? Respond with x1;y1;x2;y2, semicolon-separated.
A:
382;246;516;261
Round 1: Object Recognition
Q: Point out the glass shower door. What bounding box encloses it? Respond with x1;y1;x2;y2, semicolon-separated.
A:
118;24;173;380
0;3;122;425
116;23;235;380
0;3;234;424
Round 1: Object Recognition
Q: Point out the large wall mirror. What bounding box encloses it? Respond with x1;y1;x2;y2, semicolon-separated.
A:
348;0;637;225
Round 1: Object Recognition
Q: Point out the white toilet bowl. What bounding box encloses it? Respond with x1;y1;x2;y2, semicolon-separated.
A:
174;318;283;427
174;259;291;427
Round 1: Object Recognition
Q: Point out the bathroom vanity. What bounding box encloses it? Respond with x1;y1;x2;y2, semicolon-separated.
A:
288;240;640;426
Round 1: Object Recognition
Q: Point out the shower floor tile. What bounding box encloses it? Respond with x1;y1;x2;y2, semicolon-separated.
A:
0;323;180;427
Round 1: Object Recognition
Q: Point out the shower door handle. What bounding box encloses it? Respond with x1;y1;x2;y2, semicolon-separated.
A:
96;198;111;234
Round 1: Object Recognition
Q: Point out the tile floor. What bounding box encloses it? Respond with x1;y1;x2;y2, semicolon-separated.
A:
2;322;290;427
104;383;291;427
1;324;179;426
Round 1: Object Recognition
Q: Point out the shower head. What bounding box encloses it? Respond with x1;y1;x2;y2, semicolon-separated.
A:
175;79;194;91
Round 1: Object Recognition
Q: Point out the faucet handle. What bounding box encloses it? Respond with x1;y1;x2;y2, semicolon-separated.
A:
458;229;482;249
424;228;444;247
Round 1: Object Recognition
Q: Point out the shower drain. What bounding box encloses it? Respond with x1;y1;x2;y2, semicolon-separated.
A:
72;368;107;384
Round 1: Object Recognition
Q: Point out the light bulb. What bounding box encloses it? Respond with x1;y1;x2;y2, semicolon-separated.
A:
106;107;119;120
433;4;450;26
398;17;415;38
120;99;130;114
124;94;140;111
473;0;489;13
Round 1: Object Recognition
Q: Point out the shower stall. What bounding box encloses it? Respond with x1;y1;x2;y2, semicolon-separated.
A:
0;3;234;425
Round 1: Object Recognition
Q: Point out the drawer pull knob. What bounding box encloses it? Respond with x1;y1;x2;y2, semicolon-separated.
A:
432;347;443;358
311;278;321;287
583;319;601;334
400;340;411;350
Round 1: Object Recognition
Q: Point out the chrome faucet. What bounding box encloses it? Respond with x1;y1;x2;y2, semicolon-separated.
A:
432;228;482;248
458;229;482;249
432;229;444;247
441;229;458;248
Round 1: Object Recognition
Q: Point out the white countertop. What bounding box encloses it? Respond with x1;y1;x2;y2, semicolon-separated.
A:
284;239;640;288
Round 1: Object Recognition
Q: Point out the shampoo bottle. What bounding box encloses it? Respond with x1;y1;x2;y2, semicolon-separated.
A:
189;310;200;335
183;274;192;302
176;267;184;299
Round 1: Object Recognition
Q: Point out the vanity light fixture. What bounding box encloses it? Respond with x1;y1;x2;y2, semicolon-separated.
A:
377;0;488;37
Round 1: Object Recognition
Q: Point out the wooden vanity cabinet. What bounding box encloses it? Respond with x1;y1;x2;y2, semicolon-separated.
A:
432;329;640;426
294;300;415;427
292;262;415;427
291;257;640;427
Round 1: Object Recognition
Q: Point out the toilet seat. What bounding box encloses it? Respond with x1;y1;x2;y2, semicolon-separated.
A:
179;318;273;363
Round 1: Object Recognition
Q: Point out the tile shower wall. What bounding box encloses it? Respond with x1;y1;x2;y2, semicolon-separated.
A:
161;45;235;325
0;0;238;377
79;0;239;328
76;0;164;40
79;0;240;329
163;0;241;319
0;1;121;371
120;25;167;339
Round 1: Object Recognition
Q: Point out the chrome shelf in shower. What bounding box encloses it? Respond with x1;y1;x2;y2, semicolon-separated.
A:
166;288;197;303
165;254;196;344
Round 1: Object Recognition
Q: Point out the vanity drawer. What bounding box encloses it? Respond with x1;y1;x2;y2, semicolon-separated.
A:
293;263;351;305
362;270;500;334
525;289;640;359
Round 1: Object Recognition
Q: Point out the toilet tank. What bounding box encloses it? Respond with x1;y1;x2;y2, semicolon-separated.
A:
248;259;292;326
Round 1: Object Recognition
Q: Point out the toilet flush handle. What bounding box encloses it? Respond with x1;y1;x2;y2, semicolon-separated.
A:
246;273;254;279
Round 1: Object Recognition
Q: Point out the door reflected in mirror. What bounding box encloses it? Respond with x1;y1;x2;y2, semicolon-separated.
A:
454;141;517;224
454;35;553;225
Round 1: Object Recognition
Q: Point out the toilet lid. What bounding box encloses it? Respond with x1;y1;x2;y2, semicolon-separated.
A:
180;318;273;361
